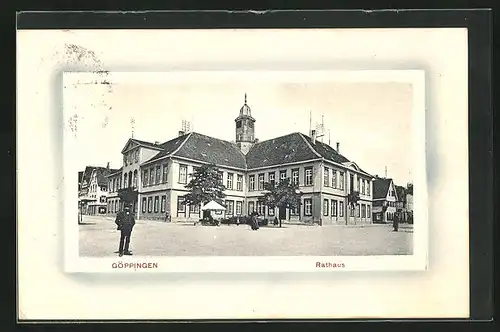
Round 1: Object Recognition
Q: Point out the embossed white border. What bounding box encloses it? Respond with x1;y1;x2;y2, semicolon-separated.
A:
62;70;427;273
18;28;469;320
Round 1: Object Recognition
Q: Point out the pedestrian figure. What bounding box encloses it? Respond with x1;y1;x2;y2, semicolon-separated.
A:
250;212;259;230
115;205;136;256
393;215;399;232
273;216;279;226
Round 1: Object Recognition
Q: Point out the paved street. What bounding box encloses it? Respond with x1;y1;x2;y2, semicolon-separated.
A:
79;215;413;257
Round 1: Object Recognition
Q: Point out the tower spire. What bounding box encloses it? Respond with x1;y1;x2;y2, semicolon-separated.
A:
244;93;247;104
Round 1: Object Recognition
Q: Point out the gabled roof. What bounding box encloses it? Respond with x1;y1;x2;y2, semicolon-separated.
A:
246;133;320;169
143;133;191;164
301;134;351;165
121;138;163;153
373;177;393;199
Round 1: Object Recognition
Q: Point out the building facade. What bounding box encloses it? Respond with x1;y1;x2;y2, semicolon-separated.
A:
78;165;118;215
103;95;375;225
372;177;398;223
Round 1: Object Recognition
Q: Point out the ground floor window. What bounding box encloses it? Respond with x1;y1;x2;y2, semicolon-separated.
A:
361;204;366;218
177;197;185;215
248;201;255;215
339;201;344;217
290;205;299;215
268;206;275;216
323;199;329;216
357;204;361;217
154;196;159;213
304;199;312;216
350;204;354;217
142;197;147;213
367;205;371;218
236;201;242;215
161;196;166;213
147;197;152;212
331;200;337;217
190;203;200;215
256;201;265;216
226;200;234;216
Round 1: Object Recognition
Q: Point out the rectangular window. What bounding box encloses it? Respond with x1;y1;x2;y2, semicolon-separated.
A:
331;200;337;217
225;200;234;216
258;173;264;190
280;170;287;183
350;204;354;217
339;172;344;190
156;166;161;184
248;201;255;214
147;197;152;212
236;174;243;191
236;201;242;215
190;203;200;214
142;170;148;186
357;204;361;217
305;167;313;186
367;205;371;218
304;199;312;216
362;179;366;195
256;201;265;215
149;167;155;185
142;197;147;213
227;173;234;190
177;196;185;213
339;201;344;217
114;201;118;212
268;206;275;216
367;181;370;196
161;196;166;213
162;164;168;183
324;167;330;187
249;175;255;191
358;178;361;192
179;165;187;184
268;172;276;186
323;199;329;216
217;171;223;185
291;169;299;186
362;204;366;218
154;196;159;213
332;170;337;188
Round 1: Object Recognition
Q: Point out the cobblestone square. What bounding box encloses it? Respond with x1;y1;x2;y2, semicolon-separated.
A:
79;215;413;257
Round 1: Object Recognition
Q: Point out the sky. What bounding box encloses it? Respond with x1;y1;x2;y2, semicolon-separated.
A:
65;79;414;186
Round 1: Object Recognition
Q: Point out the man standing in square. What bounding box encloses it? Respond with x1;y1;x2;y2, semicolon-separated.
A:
115;204;135;256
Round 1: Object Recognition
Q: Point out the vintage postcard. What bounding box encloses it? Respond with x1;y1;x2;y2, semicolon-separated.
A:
63;69;427;273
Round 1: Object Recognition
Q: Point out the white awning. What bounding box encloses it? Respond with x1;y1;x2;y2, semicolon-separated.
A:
201;200;226;211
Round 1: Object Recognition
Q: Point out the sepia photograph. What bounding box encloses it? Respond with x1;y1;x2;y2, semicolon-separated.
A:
64;70;424;268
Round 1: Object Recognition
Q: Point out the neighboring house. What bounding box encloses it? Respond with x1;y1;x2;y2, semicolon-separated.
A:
372;177;398;223
395;185;408;222
78;164;118;215
102;94;375;225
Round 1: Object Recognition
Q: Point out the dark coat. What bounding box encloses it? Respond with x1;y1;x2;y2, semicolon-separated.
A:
115;211;136;231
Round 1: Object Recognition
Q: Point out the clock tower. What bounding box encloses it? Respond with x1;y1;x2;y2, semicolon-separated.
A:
235;93;256;154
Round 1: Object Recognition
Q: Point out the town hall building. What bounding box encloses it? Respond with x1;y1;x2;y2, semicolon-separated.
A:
104;95;375;225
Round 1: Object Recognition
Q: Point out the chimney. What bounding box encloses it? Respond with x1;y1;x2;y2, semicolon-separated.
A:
154;141;160;145
178;130;185;137
311;129;317;144
106;162;110;169
254;138;259;143
336;142;340;153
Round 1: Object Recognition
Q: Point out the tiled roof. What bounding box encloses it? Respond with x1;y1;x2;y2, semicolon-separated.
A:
373;177;392;199
143;133;191;164
395;185;406;202
174;132;247;169
130;138;163;150
300;134;351;165
246;133;320;169
141;131;371;174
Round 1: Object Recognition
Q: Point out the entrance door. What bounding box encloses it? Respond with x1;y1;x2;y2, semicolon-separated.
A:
279;206;286;220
